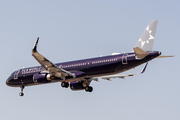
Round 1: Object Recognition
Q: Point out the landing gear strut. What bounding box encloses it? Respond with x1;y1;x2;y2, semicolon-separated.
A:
61;81;69;88
19;86;24;96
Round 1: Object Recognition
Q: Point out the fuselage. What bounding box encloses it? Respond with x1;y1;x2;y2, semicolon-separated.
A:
6;51;160;87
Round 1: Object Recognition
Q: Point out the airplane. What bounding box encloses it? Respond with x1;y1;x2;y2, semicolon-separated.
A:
6;20;173;96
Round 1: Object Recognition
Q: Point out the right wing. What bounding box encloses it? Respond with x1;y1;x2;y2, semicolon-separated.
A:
32;38;75;80
91;62;148;81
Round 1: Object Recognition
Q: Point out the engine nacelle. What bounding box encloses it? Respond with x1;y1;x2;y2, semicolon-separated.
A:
33;73;52;84
70;81;85;91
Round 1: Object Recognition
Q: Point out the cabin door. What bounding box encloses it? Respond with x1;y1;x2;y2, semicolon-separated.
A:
122;54;128;64
14;70;20;79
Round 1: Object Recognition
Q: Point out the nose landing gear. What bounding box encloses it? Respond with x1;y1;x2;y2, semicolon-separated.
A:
19;86;24;96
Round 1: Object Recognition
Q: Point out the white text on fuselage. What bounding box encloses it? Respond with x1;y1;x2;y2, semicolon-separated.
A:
22;67;44;74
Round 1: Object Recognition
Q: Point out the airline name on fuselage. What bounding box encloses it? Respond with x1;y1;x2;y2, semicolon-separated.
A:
22;67;44;74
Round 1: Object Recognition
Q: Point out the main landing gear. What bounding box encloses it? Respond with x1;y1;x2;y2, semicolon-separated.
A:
61;81;69;88
82;80;93;92
85;86;93;92
19;86;24;96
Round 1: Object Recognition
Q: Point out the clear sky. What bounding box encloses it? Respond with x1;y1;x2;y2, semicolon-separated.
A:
1;0;180;120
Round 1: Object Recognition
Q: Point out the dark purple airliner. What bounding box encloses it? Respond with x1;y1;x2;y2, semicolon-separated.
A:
6;20;172;96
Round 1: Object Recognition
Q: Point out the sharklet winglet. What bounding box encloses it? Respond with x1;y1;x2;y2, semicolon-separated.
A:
32;37;39;53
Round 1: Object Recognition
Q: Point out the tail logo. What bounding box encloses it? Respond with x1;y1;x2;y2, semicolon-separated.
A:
135;20;158;51
138;25;155;48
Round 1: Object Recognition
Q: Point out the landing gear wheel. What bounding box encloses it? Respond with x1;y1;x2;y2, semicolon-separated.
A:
85;86;89;92
61;82;65;87
19;92;24;96
64;82;69;88
19;86;25;96
88;86;93;92
61;82;69;88
85;86;93;92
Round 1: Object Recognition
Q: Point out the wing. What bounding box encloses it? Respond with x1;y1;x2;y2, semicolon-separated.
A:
91;62;148;81
32;38;75;80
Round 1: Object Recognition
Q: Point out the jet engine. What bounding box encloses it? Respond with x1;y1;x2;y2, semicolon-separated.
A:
70;81;85;91
33;73;53;84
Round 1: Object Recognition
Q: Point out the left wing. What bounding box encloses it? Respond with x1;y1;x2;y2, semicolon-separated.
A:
32;38;75;80
91;62;148;81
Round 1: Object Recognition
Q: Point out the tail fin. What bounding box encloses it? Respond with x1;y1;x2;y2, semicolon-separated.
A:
134;20;158;51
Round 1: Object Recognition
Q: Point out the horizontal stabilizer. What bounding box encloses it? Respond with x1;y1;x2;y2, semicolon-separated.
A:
157;56;174;58
133;47;149;59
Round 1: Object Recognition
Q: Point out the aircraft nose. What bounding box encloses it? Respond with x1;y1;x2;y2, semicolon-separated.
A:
6;79;10;86
6;75;13;86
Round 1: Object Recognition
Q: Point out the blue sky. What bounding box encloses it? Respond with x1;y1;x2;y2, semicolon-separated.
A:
1;0;180;120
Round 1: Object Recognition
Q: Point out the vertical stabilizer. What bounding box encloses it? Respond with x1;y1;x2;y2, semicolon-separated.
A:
135;20;158;51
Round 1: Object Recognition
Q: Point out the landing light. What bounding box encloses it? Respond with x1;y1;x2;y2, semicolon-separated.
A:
50;76;54;79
